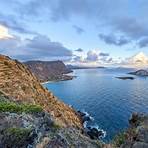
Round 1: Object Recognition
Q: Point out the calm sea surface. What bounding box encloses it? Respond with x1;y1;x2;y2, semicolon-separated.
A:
44;68;148;141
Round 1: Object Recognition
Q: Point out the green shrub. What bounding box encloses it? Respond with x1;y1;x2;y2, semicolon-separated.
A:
0;102;43;114
112;132;126;147
6;127;31;139
3;128;32;147
52;123;61;129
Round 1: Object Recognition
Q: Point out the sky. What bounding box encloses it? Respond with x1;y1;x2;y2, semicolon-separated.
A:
0;0;148;66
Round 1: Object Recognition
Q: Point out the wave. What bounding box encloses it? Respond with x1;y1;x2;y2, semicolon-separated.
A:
78;110;106;139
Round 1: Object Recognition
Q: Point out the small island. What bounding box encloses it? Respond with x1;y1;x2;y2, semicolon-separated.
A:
116;76;135;80
128;69;148;76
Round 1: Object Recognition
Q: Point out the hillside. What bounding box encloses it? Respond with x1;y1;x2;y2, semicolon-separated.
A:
24;60;73;82
0;91;103;148
0;55;81;128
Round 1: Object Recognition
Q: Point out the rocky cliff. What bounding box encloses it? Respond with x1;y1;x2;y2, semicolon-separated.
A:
0;55;81;128
24;60;73;82
105;113;148;148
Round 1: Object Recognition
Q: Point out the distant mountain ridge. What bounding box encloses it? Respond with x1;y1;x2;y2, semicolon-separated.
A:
24;60;73;82
67;64;105;69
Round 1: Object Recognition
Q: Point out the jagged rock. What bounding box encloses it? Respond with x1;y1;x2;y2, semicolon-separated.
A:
132;142;148;148
114;113;148;148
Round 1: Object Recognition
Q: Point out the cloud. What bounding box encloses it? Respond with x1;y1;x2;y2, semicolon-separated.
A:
0;24;13;39
99;52;109;57
26;35;72;57
0;13;37;35
99;34;130;46
75;48;83;52
72;25;85;34
113;17;148;40
138;37;148;48
86;50;99;62
0;34;73;61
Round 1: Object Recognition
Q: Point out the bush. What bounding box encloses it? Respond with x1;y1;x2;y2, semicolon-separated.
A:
112;132;126;147
2;128;32;148
0;102;43;114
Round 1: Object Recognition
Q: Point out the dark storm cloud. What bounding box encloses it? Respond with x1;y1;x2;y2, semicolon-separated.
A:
99;34;130;46
72;25;85;34
0;34;73;61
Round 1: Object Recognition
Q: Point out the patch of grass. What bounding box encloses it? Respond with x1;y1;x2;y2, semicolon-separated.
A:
112;132;126;147
3;128;32;147
0;102;43;114
6;127;31;139
52;122;61;130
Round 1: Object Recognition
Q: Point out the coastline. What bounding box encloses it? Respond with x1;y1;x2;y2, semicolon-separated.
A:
41;75;76;85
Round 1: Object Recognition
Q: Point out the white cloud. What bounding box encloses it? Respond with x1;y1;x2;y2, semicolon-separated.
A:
121;52;148;68
0;24;13;39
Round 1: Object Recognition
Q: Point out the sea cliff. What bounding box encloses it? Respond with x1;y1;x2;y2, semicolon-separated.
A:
24;60;73;82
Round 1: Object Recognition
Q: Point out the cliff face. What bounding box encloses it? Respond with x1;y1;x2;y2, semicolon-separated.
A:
0;55;81;128
24;60;73;82
106;113;148;148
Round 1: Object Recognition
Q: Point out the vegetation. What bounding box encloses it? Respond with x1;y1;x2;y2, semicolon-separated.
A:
6;127;31;139
3;128;32;147
52;122;61;130
112;131;126;147
0;101;43;114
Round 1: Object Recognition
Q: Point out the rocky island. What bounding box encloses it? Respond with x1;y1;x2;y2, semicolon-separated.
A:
24;60;74;82
116;76;135;80
128;69;148;76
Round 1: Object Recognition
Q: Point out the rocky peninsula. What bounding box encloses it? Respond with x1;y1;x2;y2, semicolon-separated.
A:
24;60;74;82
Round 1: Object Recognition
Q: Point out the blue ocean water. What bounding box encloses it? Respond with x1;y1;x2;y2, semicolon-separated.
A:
44;68;148;141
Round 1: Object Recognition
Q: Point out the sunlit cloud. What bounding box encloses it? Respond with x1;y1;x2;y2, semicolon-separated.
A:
0;24;13;39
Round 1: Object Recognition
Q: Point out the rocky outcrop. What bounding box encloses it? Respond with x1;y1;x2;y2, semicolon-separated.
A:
128;69;148;76
116;76;135;80
0;55;81;128
110;113;148;148
24;60;73;82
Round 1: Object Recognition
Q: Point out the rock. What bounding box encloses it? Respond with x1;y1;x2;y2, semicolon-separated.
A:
87;127;105;139
24;60;73;82
132;142;148;148
47;135;69;148
136;127;148;143
128;69;148;76
116;76;135;80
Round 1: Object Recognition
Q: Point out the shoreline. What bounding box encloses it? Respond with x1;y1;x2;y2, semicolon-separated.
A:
41;75;77;85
